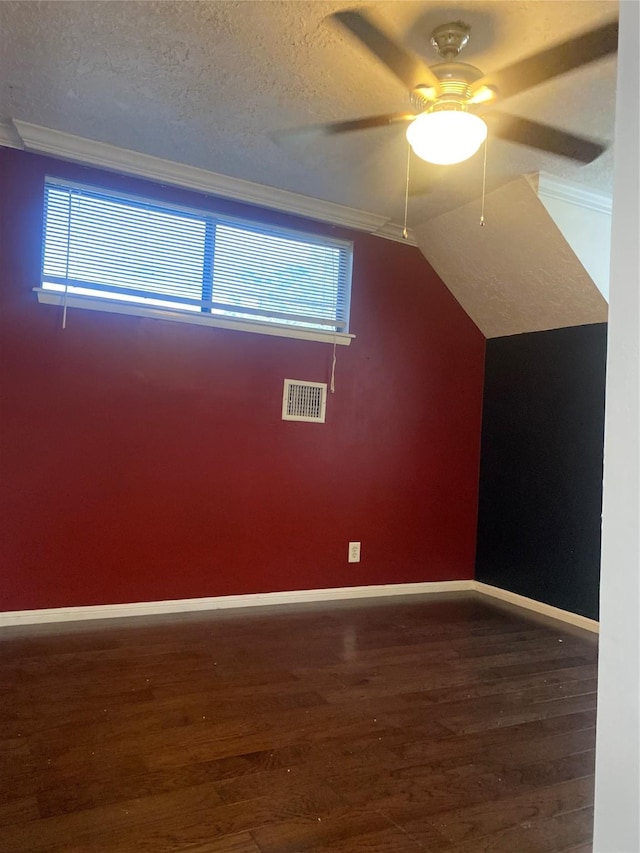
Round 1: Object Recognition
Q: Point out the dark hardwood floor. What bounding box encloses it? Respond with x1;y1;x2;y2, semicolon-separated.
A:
0;593;598;852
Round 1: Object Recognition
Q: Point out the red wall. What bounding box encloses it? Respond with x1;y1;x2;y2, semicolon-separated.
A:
0;148;485;610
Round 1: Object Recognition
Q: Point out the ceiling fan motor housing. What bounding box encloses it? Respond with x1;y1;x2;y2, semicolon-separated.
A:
412;61;484;113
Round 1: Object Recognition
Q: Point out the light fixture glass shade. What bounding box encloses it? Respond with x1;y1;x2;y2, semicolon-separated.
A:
406;110;487;165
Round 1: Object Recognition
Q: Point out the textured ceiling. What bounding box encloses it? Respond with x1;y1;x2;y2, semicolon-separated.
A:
0;1;619;338
0;0;618;229
415;176;608;337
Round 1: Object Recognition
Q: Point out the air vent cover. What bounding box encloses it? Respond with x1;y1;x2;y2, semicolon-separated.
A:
282;379;327;423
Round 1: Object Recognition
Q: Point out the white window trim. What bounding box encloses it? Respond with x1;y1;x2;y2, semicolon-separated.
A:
40;176;355;346
33;288;354;346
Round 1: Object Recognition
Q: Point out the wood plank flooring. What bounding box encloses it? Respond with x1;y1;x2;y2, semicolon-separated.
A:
0;593;598;852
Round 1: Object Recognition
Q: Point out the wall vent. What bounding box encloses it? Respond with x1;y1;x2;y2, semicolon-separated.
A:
282;379;327;423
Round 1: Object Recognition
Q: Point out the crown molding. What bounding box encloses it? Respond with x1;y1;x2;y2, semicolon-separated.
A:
0;120;23;150
374;221;418;246
531;171;613;216
7;119;416;244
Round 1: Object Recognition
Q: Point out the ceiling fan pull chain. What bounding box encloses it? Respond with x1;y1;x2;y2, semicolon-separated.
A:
480;134;488;227
403;142;411;239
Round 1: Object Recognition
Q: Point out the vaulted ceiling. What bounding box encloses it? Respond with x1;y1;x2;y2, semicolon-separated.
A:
0;0;618;336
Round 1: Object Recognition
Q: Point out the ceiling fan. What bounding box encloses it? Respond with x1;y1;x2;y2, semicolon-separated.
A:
310;9;618;167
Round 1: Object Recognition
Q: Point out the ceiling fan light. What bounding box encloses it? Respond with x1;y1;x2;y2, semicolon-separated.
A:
468;84;498;105
406;110;487;165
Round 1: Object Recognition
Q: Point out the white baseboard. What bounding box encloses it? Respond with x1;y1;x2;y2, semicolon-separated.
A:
0;579;599;632
0;580;474;627
473;581;599;633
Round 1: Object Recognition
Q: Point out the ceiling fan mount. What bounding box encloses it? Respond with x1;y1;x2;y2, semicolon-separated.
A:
429;21;471;60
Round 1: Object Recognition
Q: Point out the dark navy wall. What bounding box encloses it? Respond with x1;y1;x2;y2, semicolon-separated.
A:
475;323;607;620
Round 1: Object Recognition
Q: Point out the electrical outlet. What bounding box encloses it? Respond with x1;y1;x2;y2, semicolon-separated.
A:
348;541;361;563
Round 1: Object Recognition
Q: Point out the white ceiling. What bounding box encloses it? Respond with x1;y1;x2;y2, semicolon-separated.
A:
0;0;618;229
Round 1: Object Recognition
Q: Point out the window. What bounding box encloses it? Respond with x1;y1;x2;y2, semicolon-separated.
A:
38;179;354;344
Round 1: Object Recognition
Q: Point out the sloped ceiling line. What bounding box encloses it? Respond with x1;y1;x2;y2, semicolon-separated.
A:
415;175;609;338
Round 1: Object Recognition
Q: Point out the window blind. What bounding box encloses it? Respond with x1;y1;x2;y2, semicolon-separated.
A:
42;180;353;332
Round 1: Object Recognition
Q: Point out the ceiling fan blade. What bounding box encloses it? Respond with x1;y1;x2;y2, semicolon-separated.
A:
322;113;414;135
486;112;607;163
470;19;618;102
274;112;414;142
331;10;441;93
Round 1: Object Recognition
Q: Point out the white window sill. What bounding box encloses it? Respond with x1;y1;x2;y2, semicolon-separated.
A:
34;289;354;346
